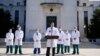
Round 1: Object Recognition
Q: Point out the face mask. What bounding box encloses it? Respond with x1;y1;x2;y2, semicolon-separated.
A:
9;31;12;33
36;31;39;33
9;29;12;33
74;30;77;32
59;29;61;33
36;32;38;35
18;27;21;30
74;28;77;30
66;31;68;34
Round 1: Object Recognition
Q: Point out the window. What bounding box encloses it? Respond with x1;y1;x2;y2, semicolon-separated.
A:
24;0;26;6
84;11;88;17
15;10;19;25
24;10;26;32
24;10;26;27
90;4;94;7
17;2;20;6
77;11;79;30
0;3;3;6
83;3;86;6
24;10;26;22
77;1;79;6
99;4;100;7
84;11;88;34
9;4;13;6
5;10;9;13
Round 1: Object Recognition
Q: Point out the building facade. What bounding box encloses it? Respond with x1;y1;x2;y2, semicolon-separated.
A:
0;0;100;41
0;0;26;31
77;0;100;38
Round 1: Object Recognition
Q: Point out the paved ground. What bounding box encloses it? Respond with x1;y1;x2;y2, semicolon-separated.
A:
0;48;100;56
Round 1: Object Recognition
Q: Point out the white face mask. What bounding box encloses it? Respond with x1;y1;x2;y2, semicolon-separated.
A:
36;30;39;35
74;29;76;31
59;28;61;31
36;31;39;33
74;29;77;32
66;31;68;34
59;29;61;33
17;25;20;28
18;27;21;30
74;27;77;30
9;30;12;33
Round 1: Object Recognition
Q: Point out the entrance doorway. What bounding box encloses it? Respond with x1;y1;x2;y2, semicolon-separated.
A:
46;16;57;28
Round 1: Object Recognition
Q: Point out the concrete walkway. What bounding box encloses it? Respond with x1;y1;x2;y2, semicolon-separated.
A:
0;48;100;56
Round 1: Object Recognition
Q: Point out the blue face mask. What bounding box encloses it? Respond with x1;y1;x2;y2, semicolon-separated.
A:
36;32;38;35
59;31;61;33
49;30;51;33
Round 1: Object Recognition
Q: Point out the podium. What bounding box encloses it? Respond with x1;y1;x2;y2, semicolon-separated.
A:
45;36;59;39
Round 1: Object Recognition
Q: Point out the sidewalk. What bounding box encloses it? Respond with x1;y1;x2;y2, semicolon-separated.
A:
0;48;100;56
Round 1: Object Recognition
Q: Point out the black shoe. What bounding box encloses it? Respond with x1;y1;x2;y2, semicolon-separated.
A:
34;53;36;54
56;53;59;54
14;53;17;55
6;52;8;53
19;53;23;55
77;52;79;55
10;52;13;54
72;53;75;54
61;53;64;54
72;51;76;54
68;51;70;53
37;52;40;54
56;52;59;54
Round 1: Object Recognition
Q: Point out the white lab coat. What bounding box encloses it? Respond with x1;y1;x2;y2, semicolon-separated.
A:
15;30;24;45
71;30;80;44
64;33;71;46
45;27;59;47
57;31;65;44
33;32;42;48
5;32;14;45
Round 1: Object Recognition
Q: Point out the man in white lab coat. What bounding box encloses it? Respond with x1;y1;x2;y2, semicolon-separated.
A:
64;30;71;53
45;22;59;56
33;29;42;54
56;27;65;54
5;29;14;54
71;27;80;55
14;27;24;54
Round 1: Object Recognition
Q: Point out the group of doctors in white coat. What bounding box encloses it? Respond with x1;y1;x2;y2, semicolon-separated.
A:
56;27;71;54
5;25;24;55
5;23;80;56
21;22;80;56
45;22;80;56
57;26;80;55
